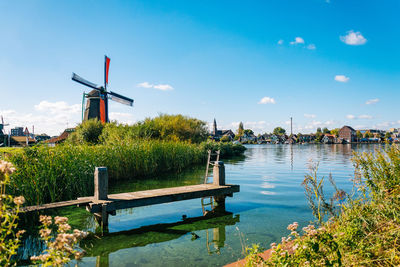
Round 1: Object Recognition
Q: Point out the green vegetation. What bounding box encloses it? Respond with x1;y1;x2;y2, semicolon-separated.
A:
4;116;245;206
245;145;400;266
273;127;286;136
7;141;205;205
0;160;25;266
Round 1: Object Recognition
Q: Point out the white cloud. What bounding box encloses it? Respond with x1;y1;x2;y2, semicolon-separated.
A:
358;114;373;119
334;75;350;83
290;37;305;45
34;101;80;114
258;97;276;104
153;84;173;91
137;82;174;91
109;112;136;124
307;44;316;50
277;39;284;45
347;114;373;120
366;98;379;105
340;30;367;45
137;82;153;88
304;114;316;118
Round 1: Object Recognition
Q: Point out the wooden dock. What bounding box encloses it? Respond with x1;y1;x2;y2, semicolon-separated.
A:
20;161;239;232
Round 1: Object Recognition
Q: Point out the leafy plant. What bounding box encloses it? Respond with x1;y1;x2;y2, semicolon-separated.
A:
0;160;25;266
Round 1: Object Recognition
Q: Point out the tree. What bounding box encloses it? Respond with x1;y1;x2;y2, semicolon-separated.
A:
365;131;372;138
220;135;230;142
273;127;286;136
385;132;391;140
330;128;339;137
322;127;330;134
356;130;363;141
316;127;322;134
244;129;254;136
237;122;244;136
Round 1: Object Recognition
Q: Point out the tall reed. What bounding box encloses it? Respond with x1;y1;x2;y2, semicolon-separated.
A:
6;141;205;205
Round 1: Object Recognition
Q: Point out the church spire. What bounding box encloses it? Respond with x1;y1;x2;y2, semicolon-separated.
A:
213;118;217;135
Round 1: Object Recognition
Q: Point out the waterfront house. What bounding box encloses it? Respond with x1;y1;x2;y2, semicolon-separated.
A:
298;134;316;143
322;134;336;144
338;126;356;143
211;119;235;141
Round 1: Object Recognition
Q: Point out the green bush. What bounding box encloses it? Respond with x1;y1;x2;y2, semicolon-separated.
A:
69;119;104;145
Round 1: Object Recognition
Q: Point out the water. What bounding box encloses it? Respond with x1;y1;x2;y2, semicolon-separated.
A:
18;144;382;266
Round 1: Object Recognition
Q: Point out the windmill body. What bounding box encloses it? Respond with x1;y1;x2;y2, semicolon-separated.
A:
72;56;134;123
0;116;9;146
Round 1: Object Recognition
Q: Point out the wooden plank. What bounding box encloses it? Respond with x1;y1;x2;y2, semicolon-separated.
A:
20;183;240;213
20;198;94;213
88;184;239;213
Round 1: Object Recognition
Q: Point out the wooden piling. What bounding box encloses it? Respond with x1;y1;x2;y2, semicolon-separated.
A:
94;167;108;200
213;161;225;186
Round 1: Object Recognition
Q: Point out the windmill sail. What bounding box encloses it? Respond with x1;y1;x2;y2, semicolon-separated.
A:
109;91;134;106
72;73;100;90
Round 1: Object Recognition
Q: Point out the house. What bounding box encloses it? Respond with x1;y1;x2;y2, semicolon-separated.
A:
286;135;298;144
278;135;288;144
10;127;24;136
298;134;316;143
322;134;335;144
338;126;356;143
45;128;75;146
35;134;51;142
10;136;36;147
210;119;235;141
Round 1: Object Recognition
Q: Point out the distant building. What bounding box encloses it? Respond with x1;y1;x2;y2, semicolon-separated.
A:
339;126;356;143
45;128;75;146
35;134;51;142
11;127;24;136
10;136;36;147
211;119;235;141
322;134;336;144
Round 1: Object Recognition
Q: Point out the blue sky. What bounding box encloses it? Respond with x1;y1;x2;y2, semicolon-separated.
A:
0;0;399;135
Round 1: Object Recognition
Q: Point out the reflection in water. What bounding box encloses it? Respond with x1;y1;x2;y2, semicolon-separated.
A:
17;144;383;267
82;210;240;266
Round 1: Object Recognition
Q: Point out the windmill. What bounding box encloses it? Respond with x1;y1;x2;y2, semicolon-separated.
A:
0;116;9;147
72;56;134;123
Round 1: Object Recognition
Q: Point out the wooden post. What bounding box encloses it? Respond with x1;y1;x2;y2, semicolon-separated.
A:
94;167;108;200
213;161;225;186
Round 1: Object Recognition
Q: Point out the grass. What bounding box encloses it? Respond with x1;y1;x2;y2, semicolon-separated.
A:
245;144;400;266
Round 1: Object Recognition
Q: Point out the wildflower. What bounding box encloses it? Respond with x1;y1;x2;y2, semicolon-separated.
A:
0;160;16;175
54;216;68;225
16;230;26;238
39;215;52;226
292;243;299;250
39;228;52;238
58;223;71;232
270;242;277;248
287;222;299;231
280;252;286;257
13;196;25;205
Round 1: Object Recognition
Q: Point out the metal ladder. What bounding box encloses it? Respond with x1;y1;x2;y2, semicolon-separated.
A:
201;150;220;216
